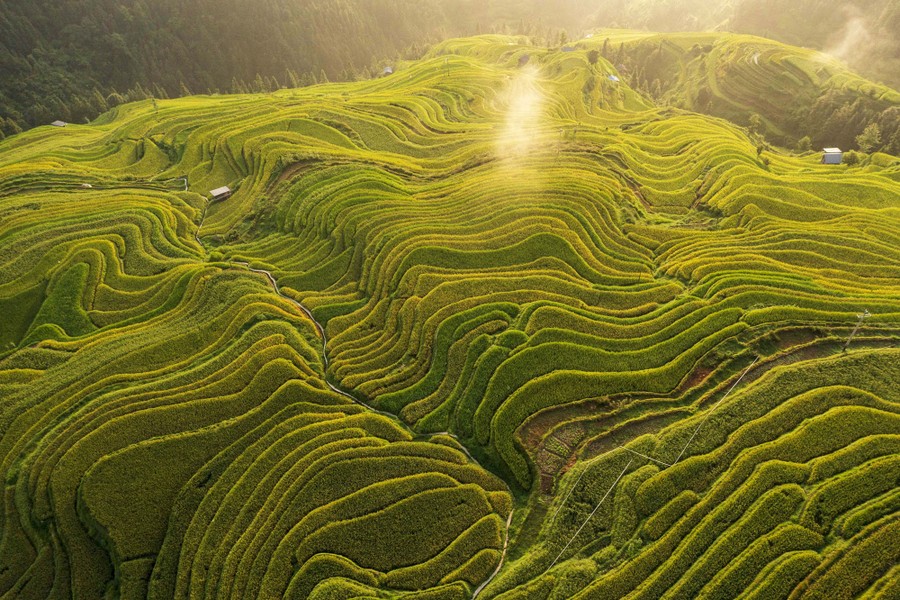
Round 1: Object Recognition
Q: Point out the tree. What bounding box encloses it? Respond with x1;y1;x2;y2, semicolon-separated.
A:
796;135;812;153
856;122;882;153
286;69;300;88
107;92;126;108
748;113;763;135
587;49;600;66
92;89;109;113
889;128;900;156
252;74;267;93
843;150;860;165
2;118;23;137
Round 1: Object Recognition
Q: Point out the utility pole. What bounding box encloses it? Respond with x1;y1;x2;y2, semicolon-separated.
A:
843;309;870;352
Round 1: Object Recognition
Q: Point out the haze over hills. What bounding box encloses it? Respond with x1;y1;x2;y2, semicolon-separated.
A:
604;30;900;153
0;29;898;599
2;0;899;134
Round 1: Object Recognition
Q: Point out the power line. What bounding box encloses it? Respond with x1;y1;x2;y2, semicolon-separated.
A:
843;309;870;352
547;357;759;552
670;357;759;466
547;458;633;571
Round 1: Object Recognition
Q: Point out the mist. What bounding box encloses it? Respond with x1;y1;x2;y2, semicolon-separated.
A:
825;7;873;64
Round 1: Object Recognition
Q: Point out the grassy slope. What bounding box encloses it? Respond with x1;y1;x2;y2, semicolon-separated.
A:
589;30;900;148
0;31;898;600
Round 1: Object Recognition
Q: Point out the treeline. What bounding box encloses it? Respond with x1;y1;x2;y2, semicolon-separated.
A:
0;0;530;132
0;67;364;139
2;0;898;137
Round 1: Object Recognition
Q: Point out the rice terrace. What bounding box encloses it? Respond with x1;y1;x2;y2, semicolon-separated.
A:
0;5;899;599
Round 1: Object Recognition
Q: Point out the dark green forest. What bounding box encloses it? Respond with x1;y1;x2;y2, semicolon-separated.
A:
1;0;898;144
0;0;526;134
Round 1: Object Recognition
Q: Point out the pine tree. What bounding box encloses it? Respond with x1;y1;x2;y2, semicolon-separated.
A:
92;89;109;112
252;73;267;93
132;83;151;100
286;69;301;88
231;77;247;94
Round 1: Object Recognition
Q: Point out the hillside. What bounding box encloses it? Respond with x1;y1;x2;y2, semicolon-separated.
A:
0;0;525;131
595;31;900;151
547;0;900;89
3;0;899;135
1;33;899;599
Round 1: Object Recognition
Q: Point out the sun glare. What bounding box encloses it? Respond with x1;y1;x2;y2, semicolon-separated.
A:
497;64;546;160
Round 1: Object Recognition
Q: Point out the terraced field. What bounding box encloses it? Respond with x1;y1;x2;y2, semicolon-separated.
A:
599;30;900;148
0;32;898;599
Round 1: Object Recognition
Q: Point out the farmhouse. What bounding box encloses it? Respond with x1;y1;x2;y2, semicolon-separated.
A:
51;120;67;127
822;148;843;164
382;66;394;76
209;186;232;201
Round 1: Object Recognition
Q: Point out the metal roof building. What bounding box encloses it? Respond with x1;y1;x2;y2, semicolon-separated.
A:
209;186;232;201
822;148;843;165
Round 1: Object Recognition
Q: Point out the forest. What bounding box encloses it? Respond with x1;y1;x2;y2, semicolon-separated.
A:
2;0;899;143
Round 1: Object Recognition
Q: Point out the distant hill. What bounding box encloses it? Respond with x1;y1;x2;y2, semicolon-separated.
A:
598;31;900;152
1;0;897;136
0;0;525;132
730;0;900;90
548;0;900;90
